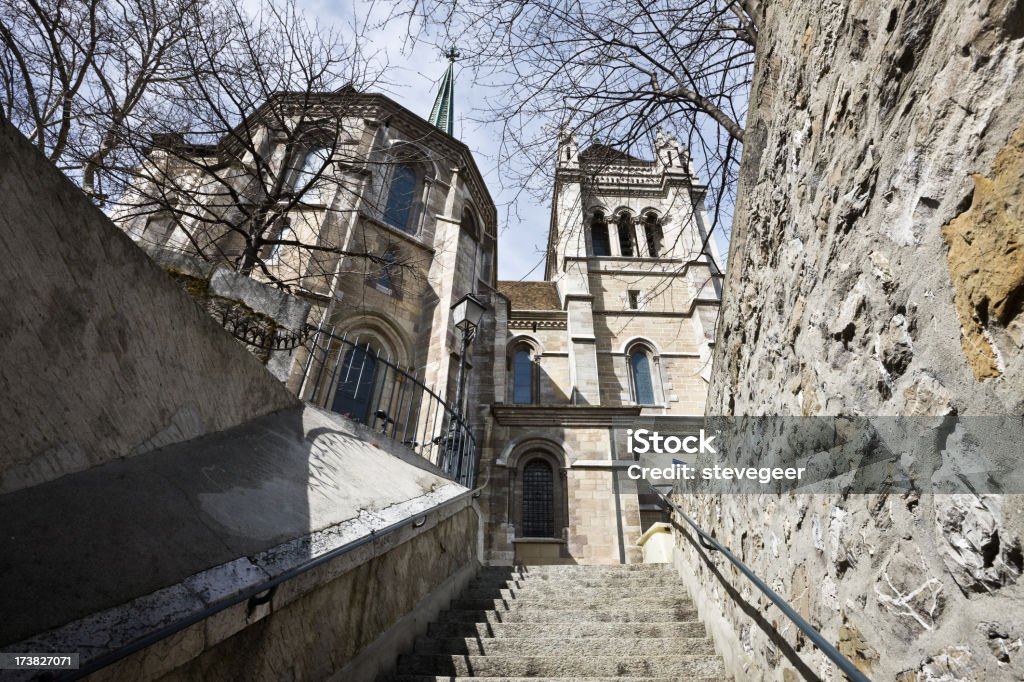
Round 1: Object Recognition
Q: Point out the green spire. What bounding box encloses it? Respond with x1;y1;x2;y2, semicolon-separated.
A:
428;47;459;136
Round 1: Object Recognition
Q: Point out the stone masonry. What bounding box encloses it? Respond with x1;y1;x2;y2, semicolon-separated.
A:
676;2;1024;681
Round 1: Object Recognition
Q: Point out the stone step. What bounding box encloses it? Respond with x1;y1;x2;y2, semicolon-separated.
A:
436;607;699;625
382;677;728;682
460;586;689;600
466;576;685;590
395;654;726;677
426;621;709;640
450;595;693;611
413;636;716;657
480;564;671;577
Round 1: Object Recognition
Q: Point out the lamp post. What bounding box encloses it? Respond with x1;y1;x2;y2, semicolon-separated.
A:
445;293;487;483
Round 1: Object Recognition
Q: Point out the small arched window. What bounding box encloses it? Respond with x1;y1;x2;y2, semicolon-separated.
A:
384;163;418;232
377;249;397;291
521;459;555;537
512;346;534;404
629;347;656;405
644;213;663;257
618;213;636;257
591;211;611;257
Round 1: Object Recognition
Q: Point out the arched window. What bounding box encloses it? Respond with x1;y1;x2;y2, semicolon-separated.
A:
384;163;418;232
332;344;377;423
512;346;534;404
629;347;656;405
521;459;555;537
293;146;331;197
644;212;663;257
591;211;611;257
461;207;478;241
479;238;494;285
618;213;636;257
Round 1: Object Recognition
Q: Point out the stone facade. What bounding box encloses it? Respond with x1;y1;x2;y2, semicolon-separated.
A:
677;2;1024;681
480;135;723;566
114;90;498;456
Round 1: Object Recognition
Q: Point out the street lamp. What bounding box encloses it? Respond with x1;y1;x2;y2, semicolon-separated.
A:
445;293;488;484
451;293;487;340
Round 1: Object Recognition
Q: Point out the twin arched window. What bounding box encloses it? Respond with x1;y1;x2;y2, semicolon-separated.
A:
628;345;657;405
590;209;664;258
591;211;611;256
643;212;663;257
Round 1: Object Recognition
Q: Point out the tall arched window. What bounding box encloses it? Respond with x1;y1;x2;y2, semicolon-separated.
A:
618;213;636;257
332;344;377;422
384;163;418;232
644;212;663;257
629;347;656;405
521;459;555;537
293;146;331;197
512;345;534;404
591;211;611;256
461;207;478;240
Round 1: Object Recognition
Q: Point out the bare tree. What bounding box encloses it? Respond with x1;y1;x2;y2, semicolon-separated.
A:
0;0;211;195
386;0;756;256
2;0;428;292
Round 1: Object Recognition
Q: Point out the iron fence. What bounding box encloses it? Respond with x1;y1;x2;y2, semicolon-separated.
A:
298;325;477;487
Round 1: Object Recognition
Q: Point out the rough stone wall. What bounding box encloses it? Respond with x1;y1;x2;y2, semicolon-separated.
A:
678;2;1024;681
712;0;1023;417
0;119;297;495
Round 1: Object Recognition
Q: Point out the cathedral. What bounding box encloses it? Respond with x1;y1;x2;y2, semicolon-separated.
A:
114;59;723;566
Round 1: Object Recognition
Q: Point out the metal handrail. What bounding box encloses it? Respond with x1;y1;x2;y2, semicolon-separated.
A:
299;325;478;488
648;485;871;682
56;486;483;681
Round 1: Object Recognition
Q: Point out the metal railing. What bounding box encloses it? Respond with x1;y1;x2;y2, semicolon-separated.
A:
298;325;477;488
648;484;872;682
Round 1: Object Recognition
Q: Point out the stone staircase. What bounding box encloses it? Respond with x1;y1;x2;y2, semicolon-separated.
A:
381;563;728;681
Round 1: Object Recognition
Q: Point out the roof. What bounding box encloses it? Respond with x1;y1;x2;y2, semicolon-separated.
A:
578;143;649;165
498;281;561;311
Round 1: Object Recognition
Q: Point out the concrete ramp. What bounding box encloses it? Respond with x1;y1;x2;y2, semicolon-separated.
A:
0;404;470;676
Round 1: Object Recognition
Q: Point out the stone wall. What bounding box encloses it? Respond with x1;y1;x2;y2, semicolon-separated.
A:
0;119;297;495
677;1;1024;681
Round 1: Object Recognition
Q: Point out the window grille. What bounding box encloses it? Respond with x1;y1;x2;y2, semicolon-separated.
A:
521;459;555;537
332;344;377;422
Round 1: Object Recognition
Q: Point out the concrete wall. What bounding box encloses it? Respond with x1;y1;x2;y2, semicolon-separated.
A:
678;1;1024;681
111;508;480;682
0;119;297;495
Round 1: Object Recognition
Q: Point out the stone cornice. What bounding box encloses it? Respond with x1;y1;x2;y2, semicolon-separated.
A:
490;404;643;426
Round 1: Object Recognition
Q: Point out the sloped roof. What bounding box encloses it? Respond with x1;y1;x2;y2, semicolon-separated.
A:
498;281;561;311
578;143;649;164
